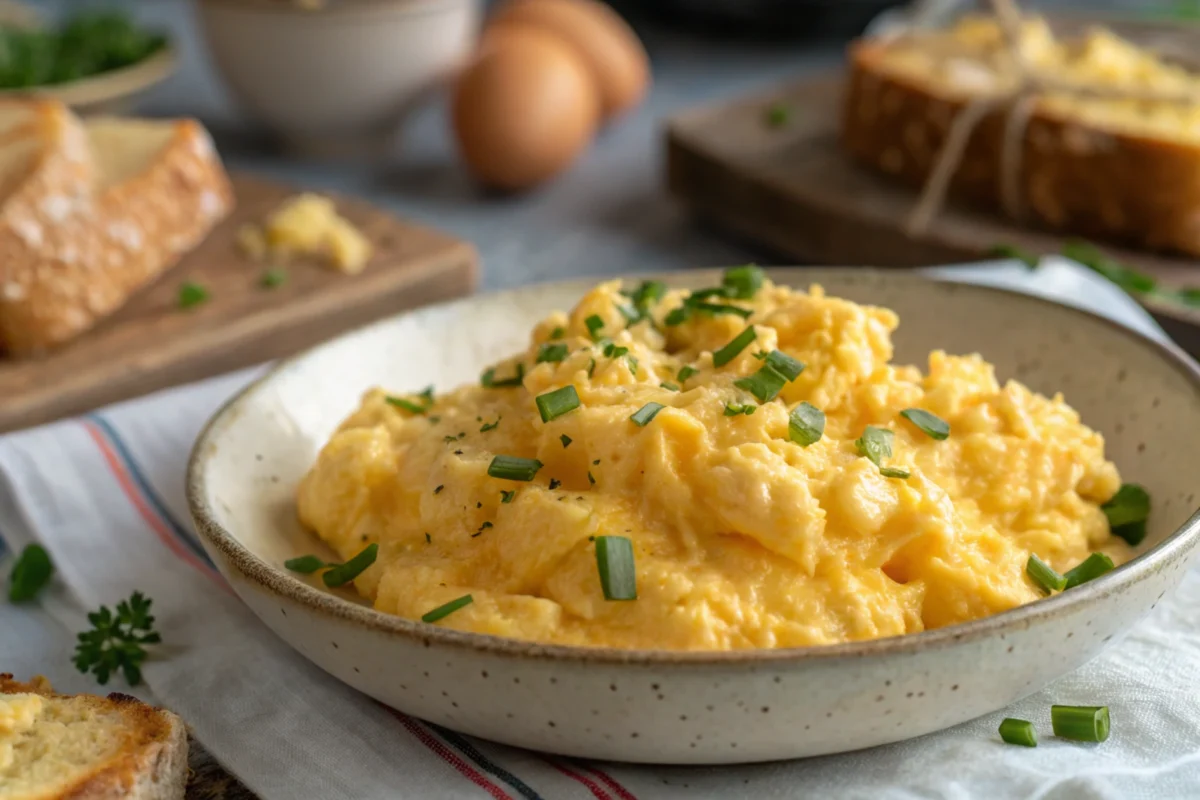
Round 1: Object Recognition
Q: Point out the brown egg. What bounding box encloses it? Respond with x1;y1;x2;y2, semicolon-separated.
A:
489;0;650;122
452;26;600;191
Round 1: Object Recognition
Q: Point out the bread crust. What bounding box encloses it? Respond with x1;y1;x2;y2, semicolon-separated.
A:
841;39;1200;256
1;673;188;800
0;114;233;356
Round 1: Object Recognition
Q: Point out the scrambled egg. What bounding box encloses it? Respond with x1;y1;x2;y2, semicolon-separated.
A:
297;274;1130;650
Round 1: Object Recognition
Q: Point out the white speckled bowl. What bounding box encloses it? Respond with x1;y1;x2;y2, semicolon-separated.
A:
186;269;1200;764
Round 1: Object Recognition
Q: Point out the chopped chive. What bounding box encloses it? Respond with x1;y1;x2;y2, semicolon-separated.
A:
762;350;804;381
724;402;756;416
631;402;665;427
501;490;515;503
1064;552;1114;589
691;301;752;319
627;280;666;310
1027;553;1067;593
422;594;474;624
284;555;327;574
425;533;431;543
1102;484;1150;546
660;381;680;392
322;543;378;588
879;466;910;479
549;478;562;490
764;103;790;128
664;306;691;326
261;267;288;288
616;300;641;324
855;426;894;466
549;326;565;339
713;327;757;367
386;386;434;414
480;417;500;432
626;355;639;375
594;536;637;600
487;455;543;481
434;484;444;494
592;459;601;465
734;364;789;403
722;264;765;299
603;342;629;359
471;521;493;538
560;434;573;449
535;385;581;422
677;365;698;382
585;314;605;340
588;471;596;485
901;408;950;440
537;343;569;364
999;718;1038;747
789;402;824;447
690;287;734;301
1051;705;1110;743
481;363;525;388
587;358;596;378
8;544;53;602
179;281;209;309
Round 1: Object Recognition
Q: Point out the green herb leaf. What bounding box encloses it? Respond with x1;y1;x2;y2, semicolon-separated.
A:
284;555;327;574
586;358;596;378
627;280;666;311
603;342;629;359
322;543;378;588
422;594;474;623
690;301;752;319
488;455;544;482
762;350;804;381
724;402;756;416
585;314;605;340
261;267;288;288
549;326;565;339
1063;552;1115;589
480;417;501;432
855;426;894;466
722;265;766;299
1026;553;1067;593
537;343;570;364
560;434;573;449
178;282;209;309
764;103;791;128
1101;484;1150;530
588;471;596;485
8;544;53;602
73;591;160;686
879;466;910;479
1062;241;1157;295
386;386;435;415
901;408;950;440
660;381;680;392
630;402;665;427
500;490;516;504
594;536;637;600
536;385;581;422
481;363;525;388
1051;705;1110;743
677;365;698;382
788;402;825;446
999;718;1038;747
712;327;757;367
664;306;691;326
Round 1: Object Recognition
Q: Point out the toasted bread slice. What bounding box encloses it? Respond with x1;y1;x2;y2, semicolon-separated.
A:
0;106;233;356
841;15;1200;255
0;674;187;800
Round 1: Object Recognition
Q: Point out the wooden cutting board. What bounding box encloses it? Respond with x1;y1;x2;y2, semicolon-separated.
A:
0;174;478;433
665;73;1200;358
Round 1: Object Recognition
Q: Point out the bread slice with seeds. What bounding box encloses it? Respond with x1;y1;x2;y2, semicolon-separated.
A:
0;102;233;356
0;674;188;800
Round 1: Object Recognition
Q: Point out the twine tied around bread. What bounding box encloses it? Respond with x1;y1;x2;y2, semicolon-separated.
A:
905;0;1200;235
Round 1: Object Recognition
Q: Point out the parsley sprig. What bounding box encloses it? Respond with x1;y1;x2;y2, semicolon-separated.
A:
73;591;160;686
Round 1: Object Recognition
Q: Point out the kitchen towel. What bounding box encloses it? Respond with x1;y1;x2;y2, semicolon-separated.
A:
1;258;1198;800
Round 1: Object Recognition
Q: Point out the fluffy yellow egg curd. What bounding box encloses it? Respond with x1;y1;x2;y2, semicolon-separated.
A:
297;272;1132;651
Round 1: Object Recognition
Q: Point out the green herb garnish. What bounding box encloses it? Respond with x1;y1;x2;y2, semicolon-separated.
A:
261;268;288;288
879;467;910;479
855;426;894;466
1064;552;1115;589
549;326;565;339
999;718;1038;747
8;544;53;602
788;402;824;446
1102;484;1150;546
764;103;790;128
488;455;544;482
73;591;160;686
422;594;474;624
560;434;572;448
588;471;596;485
630;402;665;427
594;536;637;600
1051;705;1110;743
660;381;680;392
724;402;756;416
1026;553;1067;593
322;543;378;588
722;265;765;299
501;490;515;504
480;417;500;432
0;12;167;90
677;365;698;382
481;363;525;388
537;343;569;364
536;385;581;422
585;314;605;340
712;327;757;367
178;282;209;309
386;385;434;415
284;555;327;574
988;244;1040;270
901;408;950;440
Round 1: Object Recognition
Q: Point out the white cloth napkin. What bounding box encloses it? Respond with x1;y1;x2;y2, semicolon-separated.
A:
2;259;1198;800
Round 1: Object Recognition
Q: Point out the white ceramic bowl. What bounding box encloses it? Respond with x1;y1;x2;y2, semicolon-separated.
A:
196;0;479;157
187;269;1200;764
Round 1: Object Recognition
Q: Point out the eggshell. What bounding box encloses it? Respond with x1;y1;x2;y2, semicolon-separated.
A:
452;26;600;191
489;0;650;121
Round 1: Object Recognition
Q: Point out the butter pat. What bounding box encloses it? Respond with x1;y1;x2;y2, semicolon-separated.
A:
239;193;373;274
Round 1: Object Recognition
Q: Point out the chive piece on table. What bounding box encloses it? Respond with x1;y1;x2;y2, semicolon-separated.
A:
722;264;765;299
284;555;327;575
1027;553;1068;593
422;594;474;624
488;455;544;482
901;408;950;440
1102;484;1150;546
535;385;581;422
537;342;569;364
630;402;665;427
1063;552;1115;589
594;536;637;601
712;327;757;367
789;402;824;447
322;543;378;588
677;365;698;382
179;282;209;309
855;426;894;466
998;718;1038;747
585;314;605;340
1051;705;1110;743
879;466;910;480
8;544;53;602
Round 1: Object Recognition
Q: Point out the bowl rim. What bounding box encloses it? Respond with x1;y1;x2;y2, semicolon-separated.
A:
0;44;178;106
186;266;1200;666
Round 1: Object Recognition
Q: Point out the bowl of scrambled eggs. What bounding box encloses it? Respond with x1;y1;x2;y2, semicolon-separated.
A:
187;268;1200;763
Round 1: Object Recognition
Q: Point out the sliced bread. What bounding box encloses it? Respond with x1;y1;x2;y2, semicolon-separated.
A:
0;103;233;356
0;674;187;800
842;15;1200;255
